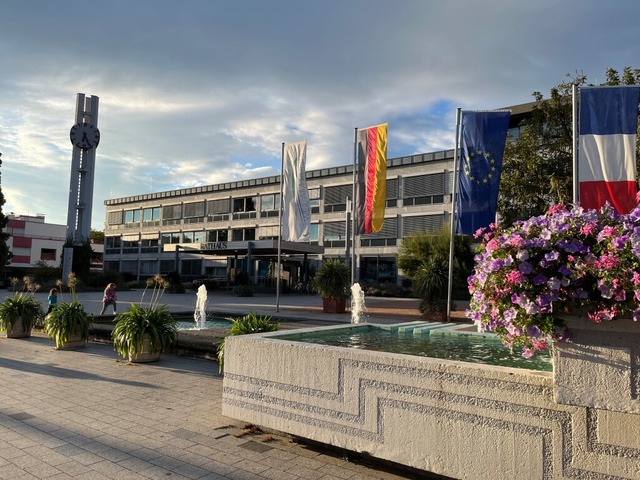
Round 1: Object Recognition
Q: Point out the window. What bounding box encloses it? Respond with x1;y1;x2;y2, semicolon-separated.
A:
142;207;161;225
162;205;182;225
360;257;396;285
231;228;255;241
139;260;158;277
140;238;159;253
233;196;256;213
309;188;320;213
184;201;205;218
40;248;56;261
122;239;139;254
181;259;203;279
309;223;319;242
260;193;280;217
103;260;119;273
183;231;205;243
360;217;398;247
207;230;228;242
233;197;257;219
107;211;123;226
402;173;445;206
207;198;230;214
105;236;121;254
386;177;398;208
120;260;138;275
259;225;279;239
401;215;445;237
160;259;176;274
323;185;350;213
124;209;141;224
322;221;347;248
161;232;181;244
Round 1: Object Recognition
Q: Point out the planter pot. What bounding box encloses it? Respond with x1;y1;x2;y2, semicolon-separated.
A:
129;334;161;363
55;332;87;350
553;315;640;414
2;317;31;338
322;298;346;314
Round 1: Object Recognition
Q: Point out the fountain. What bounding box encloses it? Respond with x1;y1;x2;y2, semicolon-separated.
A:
194;284;207;330
222;316;640;478
350;282;366;324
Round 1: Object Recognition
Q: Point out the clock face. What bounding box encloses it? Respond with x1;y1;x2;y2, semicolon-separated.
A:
70;123;100;149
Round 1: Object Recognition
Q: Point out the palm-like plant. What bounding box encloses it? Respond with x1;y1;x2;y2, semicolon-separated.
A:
111;275;177;361
112;304;177;358
312;259;350;301
0;277;44;334
216;312;279;373
43;273;91;348
44;300;90;346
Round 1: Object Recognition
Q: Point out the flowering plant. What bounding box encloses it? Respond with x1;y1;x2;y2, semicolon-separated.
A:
466;202;640;357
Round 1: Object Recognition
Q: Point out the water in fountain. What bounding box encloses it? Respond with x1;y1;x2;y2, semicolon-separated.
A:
194;284;208;329
350;283;366;324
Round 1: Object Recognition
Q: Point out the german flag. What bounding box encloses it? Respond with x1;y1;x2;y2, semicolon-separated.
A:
355;124;387;234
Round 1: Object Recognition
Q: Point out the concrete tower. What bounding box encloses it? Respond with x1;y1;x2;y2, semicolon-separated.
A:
66;93;100;244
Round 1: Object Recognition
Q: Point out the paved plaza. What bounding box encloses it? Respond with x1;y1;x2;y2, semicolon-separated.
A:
0;289;452;479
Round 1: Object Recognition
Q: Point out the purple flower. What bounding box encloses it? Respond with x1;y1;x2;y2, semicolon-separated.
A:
533;274;547;286
518;261;532;274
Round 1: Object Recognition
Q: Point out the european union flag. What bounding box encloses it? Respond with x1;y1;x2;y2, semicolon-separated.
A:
456;111;511;235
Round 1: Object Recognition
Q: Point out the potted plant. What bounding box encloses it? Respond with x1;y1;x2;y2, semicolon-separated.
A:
112;274;177;363
44;273;91;349
0;277;44;338
313;258;350;313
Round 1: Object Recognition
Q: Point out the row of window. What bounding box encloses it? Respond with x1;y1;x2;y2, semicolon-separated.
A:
108;173;447;227
105;215;444;255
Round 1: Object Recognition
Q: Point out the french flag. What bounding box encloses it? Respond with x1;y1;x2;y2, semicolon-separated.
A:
579;86;640;214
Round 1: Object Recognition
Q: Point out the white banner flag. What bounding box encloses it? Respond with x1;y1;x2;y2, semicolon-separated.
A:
282;141;311;242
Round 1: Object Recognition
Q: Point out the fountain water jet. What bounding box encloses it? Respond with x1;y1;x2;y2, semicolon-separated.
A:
194;284;208;329
350;283;366;324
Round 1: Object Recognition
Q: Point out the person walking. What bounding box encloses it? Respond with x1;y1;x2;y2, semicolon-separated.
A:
100;283;117;315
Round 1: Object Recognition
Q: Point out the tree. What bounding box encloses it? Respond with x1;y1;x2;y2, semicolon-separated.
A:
0;153;12;271
90;229;104;244
498;67;640;226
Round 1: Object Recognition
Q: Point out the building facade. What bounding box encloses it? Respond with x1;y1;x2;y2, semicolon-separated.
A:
5;214;67;269
103;149;456;288
103;104;530;287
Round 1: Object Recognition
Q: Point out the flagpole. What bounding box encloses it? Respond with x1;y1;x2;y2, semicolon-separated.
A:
276;142;284;312
572;83;579;205
447;108;462;321
350;127;358;285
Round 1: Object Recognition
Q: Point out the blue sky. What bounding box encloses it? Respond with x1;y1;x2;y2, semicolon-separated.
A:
0;0;639;230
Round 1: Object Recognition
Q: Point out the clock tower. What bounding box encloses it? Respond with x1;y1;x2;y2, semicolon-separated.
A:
66;93;100;244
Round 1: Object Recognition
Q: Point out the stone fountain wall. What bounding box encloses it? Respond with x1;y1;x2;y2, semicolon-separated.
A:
222;324;640;479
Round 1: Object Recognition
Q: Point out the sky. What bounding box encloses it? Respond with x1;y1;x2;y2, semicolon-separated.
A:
0;0;639;230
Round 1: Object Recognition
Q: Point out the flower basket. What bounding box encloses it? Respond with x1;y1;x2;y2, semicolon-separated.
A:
467;203;640;358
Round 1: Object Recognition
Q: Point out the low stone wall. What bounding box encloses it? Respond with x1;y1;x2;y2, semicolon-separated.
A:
222;324;640;479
